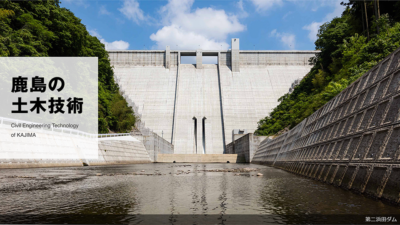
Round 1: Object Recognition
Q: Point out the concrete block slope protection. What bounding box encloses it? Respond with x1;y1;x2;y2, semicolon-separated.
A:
252;46;400;204
108;38;319;154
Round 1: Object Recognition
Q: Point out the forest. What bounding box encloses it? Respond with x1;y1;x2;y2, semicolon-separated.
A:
256;1;400;136
0;0;136;133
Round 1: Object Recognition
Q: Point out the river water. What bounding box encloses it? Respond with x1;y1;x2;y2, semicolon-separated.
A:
0;163;399;224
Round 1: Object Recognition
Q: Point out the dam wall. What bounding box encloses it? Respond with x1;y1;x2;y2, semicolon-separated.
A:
115;64;178;143
173;64;224;154
119;92;174;161
109;39;318;154
218;61;314;150
252;47;400;204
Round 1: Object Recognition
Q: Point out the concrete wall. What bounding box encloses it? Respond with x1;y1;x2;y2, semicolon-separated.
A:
93;136;152;165
157;154;238;163
226;142;234;155
252;47;400;204
113;64;178;143
218;62;313;147
109;51;167;67
138;132;174;162
173;64;224;154
109;49;315;67
0;125;98;168
118;88;175;159
0;125;152;168
108;42;318;154
252;119;307;164
225;133;267;162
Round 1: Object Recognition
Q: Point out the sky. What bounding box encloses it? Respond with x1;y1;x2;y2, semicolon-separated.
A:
61;0;347;51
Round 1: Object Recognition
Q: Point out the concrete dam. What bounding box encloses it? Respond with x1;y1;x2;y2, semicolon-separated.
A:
109;39;319;154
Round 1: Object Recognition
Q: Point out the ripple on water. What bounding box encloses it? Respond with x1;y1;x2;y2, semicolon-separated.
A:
0;163;399;224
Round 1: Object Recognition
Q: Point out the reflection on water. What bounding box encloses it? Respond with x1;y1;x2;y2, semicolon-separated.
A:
0;163;399;224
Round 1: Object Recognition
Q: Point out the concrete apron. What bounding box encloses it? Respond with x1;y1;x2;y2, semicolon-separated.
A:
156;154;239;163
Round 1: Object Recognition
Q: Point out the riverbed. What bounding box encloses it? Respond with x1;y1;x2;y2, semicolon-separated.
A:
0;163;399;224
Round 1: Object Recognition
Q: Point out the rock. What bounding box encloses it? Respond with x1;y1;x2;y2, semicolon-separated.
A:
96;173;102;176
257;173;263;176
141;170;145;172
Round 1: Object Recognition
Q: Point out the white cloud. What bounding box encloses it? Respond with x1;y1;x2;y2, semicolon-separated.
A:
237;0;245;11
250;0;283;12
99;5;111;15
270;29;277;36
303;0;345;42
89;30;130;50
119;0;147;24
324;0;345;21
282;11;292;19
236;0;248;18
280;34;296;49
89;30;102;38
270;29;296;50
303;21;323;42
150;0;246;50
104;41;130;51
150;25;229;50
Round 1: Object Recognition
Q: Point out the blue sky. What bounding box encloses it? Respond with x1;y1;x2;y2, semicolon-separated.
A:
61;0;346;51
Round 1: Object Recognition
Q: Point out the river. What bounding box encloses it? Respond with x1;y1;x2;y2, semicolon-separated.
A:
0;163;399;224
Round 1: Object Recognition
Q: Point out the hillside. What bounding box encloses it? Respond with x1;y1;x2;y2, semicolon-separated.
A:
0;0;135;133
256;1;400;136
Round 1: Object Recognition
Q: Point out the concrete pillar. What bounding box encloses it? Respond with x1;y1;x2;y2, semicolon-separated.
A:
196;49;202;69
166;46;170;69
231;38;239;72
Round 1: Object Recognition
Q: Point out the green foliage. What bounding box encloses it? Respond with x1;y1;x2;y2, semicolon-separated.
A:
256;2;400;136
0;0;136;133
0;8;14;20
312;69;327;89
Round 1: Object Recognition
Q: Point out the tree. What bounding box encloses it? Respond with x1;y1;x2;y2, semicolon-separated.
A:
0;0;136;133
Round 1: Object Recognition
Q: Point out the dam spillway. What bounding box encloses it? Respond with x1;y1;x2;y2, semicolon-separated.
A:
109;39;319;154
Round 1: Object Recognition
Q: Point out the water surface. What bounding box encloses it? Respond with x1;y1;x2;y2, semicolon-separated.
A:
0;163;399;224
